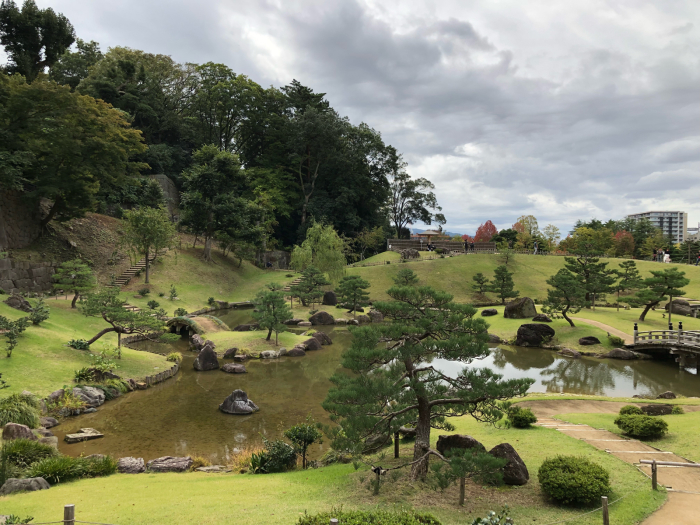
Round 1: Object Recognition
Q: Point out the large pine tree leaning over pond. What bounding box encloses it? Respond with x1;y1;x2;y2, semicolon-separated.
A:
323;284;534;480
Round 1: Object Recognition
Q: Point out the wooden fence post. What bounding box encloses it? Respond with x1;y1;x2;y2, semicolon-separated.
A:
394;432;399;459
652;460;658;490
459;476;466;506
601;496;609;525
64;504;75;525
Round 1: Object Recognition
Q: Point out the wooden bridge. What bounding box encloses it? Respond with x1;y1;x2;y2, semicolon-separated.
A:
631;322;700;368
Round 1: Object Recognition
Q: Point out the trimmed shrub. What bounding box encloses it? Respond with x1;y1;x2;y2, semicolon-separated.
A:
619;405;643;416
138;287;150;296
538;455;611;505
1;438;58;468
672;406;684;415
508;406;537;428
147;300;160;310
173;308;188;317
68;339;90;350
297;509;442;525
250;439;297;474
0;392;41;428
166;352;183;363
607;334;625;347
615;415;668;438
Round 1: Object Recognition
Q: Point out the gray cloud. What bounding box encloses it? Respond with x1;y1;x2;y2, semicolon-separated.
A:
30;0;700;234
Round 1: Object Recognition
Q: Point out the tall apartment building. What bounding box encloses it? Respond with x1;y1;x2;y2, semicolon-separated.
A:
626;211;687;244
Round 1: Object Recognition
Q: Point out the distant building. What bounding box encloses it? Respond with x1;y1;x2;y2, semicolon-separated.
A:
688;222;700;241
626;211;687;244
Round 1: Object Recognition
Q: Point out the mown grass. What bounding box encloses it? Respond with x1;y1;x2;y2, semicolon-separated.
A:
0;414;664;525
206;330;311;354
556;411;700;463
0;301;167;396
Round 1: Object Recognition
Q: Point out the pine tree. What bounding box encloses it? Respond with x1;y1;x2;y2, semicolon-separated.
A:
252;284;292;345
542;269;588;327
52;259;96;308
471;273;490;294
336;275;371;319
289;266;330;307
622;268;689;322
564;254;613;306
612;260;643;312
393;268;419;287
323;284;533;481
487;266;519;304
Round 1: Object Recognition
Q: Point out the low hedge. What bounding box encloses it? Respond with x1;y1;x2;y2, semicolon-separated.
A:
538;455;611;505
508;406;537;428
618;405;643;416
614;414;668;438
297;509;442;525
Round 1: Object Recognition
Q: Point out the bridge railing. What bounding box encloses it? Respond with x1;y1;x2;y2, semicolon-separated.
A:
634;329;700;345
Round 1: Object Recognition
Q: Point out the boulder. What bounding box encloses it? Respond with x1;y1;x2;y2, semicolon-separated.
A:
347;306;365;313
39;436;58;449
193;345;219;371
3;294;32;312
665;299;693;317
515;324;556;347
233;354;248;362
600;348;638;360
283;318;304;325
310;311;335;325
436;434;486;456
504;297;537;319
72;386;106;408
312;331;333;345
191;334;205;351
488;443;529;485
2;423;37;441
298;321;312;327
487;334;502;344
532;314;552;323
399;248;420;259
398;426;417;439
579;336;601;346
368;310;384;323
260;350;279;359
481;308;498;317
46;389;65;404
363;434;391;453
641;404;673;416
223;347;238;359
303;337;323;351
347;319;359;326
334;318;348;325
0;477;50;496
37;428;53;437
118;457;145;474
322;291;338;306
221;363;247;374
233;323;260;332
356;314;371;324
64;428;103;444
287;347;306;357
42;411;58;426
558;348;581;359
147;456;193;473
657;391;676;400
219;389;260;415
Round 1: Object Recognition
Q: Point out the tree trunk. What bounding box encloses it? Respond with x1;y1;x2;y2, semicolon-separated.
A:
617;290;620;312
40;196;62;228
192;234;198;248
562;307;575;327
266;328;272;341
668;295;673;326
71;291;79;308
203;236;213;261
410;397;431;480
639;301;658;321
145;246;150;284
275;331;278;346
87;327;117;345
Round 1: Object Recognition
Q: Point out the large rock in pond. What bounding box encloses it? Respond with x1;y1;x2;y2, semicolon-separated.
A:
283;318;304;325
558;348;581;359
641;404;673;416
665;299;693;317
488;443;529;485
302;337;322;351
578;336;601;346
72;386;105;408
64;428;103;444
191;334;205;351
3;294;32;312
312;332;332;345
260;350;279;359
322;291;338;306
287;347;306;357
398;426;417;439
0;477;50;496
147;456;193;472
488;333;502;344
118;457;145;474
219;389;259;415
2;423;37;441
356;314;371;324
310;311;335;325
193;345;219;371
436;434;486;456
504;297;537;319
515;324;555;347
600;348;638;360
532;314;552;322
221;363;247;374
481;308;498;317
40;417;59;429
368;310;384;323
223;347;238;359
657;391;676;399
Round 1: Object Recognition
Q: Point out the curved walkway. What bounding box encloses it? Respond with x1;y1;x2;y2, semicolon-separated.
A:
570;317;634;344
522;400;700;525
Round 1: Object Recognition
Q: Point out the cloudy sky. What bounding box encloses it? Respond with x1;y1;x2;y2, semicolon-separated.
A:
25;1;700;235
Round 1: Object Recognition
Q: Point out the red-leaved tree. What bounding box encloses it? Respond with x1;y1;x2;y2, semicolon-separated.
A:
474;220;498;242
614;230;635;257
512;222;525;234
461;234;473;242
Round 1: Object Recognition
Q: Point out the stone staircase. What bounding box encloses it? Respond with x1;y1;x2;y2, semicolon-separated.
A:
110;253;159;288
282;276;302;292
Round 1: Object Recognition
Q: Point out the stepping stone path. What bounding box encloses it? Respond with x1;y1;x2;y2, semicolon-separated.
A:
535;417;700;524
282;276;302;292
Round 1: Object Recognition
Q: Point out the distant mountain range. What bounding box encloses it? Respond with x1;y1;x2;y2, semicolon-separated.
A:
411;228;469;237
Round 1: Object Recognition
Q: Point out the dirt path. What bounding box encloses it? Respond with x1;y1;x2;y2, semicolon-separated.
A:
570;317;634;344
524;400;700;524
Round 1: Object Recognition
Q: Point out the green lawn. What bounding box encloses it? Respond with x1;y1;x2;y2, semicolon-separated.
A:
573;306;700;333
206;330;310;355
0;414;664;525
556;411;700;463
0;300;167;396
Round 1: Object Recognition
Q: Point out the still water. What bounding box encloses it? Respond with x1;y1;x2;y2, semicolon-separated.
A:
55;312;700;462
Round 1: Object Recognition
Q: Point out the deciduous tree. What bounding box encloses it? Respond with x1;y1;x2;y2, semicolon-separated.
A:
474;221;498;242
290;222;346;282
122;206;177;283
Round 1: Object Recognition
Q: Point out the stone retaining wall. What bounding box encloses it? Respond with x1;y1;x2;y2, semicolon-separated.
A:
0;259;58;293
0;190;43;250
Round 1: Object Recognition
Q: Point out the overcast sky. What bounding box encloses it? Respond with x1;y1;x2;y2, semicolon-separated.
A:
23;1;700;235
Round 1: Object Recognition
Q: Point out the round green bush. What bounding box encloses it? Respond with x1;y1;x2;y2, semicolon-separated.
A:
0;393;41;428
671;406;684;415
538;455;611;505
619;405;643;416
508;406;538;428
614;414;668;438
1;438;58;468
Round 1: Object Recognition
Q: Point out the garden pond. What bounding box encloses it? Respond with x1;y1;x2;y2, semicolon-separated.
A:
54;309;700;463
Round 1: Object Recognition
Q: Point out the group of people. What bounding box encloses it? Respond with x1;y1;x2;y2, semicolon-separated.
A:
464;241;475;252
653;248;672;263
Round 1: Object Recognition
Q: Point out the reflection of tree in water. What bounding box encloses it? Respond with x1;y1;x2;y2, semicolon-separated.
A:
491;347;556;371
540;359;618;395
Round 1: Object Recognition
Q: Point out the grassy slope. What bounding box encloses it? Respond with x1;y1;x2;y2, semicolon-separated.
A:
556;411;700;463
0;301;166;396
0;415;663;525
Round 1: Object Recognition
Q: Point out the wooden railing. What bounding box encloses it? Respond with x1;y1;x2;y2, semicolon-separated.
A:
633;328;700;346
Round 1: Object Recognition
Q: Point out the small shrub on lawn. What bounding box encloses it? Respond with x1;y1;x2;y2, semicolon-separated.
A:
207;297;216;306
538;455;610;505
607;333;625;347
619;405;643;416
68;339;90;350
174;307;187;317
615;415;668;438
296;508;442;525
74;367;94;383
29;298;50;325
1;438;58;468
0;392;41;427
166;352;183;363
508;406;537;428
147;300;160;310
672;406;684;415
138;287;150;296
158;292;165;297
250;439;297;474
